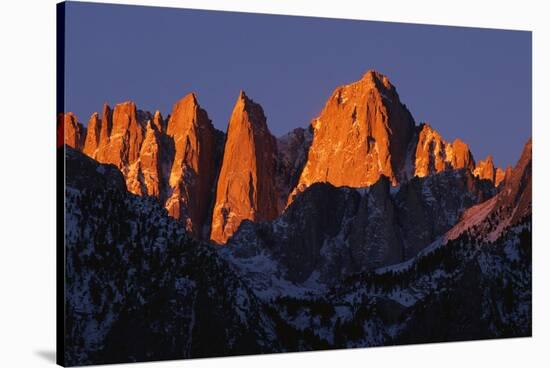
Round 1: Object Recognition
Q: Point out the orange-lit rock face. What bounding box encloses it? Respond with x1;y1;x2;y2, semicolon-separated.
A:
210;91;279;244
414;124;475;177
126;122;163;197
414;124;447;177
98;104;113;154
75;97;218;239
83;112;101;157
63;112;86;150
473;155;496;183
290;70;415;202
164;93;217;237
65;70;519;246
96;101;145;170
449;139;476;171
152;110;164;133
494;167;506;187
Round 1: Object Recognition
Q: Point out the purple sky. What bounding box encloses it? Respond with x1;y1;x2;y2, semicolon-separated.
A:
64;2;531;168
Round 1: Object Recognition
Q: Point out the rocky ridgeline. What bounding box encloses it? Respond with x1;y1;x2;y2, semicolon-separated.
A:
61;70;508;250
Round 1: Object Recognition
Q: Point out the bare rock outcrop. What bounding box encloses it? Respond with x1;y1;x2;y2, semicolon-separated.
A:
62;112;86;150
414;123;475;177
164;93;218;237
289;70;416;204
210;91;279;244
473;155;496;183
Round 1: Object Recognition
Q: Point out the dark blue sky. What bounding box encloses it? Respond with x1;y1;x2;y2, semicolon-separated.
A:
64;2;531;168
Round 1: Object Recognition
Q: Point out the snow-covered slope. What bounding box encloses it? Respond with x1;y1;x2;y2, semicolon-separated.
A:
64;147;279;366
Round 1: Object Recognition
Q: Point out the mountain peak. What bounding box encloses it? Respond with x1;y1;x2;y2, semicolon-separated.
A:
165;92;217;237
473;155;496;183
61;112;86;150
167;93;210;138
173;93;199;111
524;138;532;152
188;92;199;105
115;101;138;115
211;93;278;244
232;90;267;130
81;93;218;239
152;110;164;132
238;89;247;100
362;69;382;81
290;70;416;201
64;111;77;122
83;111;102;157
236;90;257;109
452;138;467;147
413;123;475;178
419;122;441;137
97;100;143;168
101;102;111;114
360;69;393;90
